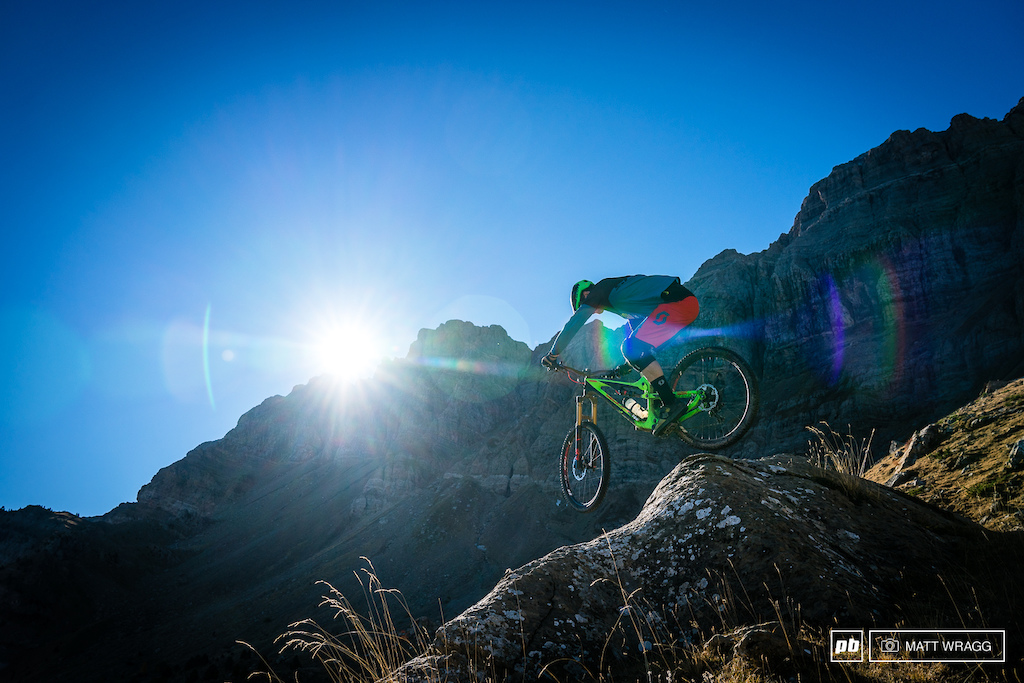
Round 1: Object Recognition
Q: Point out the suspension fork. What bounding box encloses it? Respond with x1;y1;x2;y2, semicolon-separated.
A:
575;388;598;428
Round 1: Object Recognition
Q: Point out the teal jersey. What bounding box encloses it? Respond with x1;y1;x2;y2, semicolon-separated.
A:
551;275;686;355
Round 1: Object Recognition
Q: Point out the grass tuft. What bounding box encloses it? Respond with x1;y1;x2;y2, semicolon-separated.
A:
247;557;436;683
805;422;881;504
807;422;874;476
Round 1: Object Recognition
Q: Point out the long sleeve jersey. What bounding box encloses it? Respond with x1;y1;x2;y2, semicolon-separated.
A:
550;275;684;355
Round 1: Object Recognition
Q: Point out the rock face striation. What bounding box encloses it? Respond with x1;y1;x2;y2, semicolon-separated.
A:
682;98;1024;458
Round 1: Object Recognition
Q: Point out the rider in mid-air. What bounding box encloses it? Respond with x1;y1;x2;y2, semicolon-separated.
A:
541;275;699;436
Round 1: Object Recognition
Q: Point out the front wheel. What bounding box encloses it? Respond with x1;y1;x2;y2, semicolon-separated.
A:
558;422;609;512
668;346;759;450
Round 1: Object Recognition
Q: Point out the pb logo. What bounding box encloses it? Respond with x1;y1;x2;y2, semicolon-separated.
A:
830;629;865;662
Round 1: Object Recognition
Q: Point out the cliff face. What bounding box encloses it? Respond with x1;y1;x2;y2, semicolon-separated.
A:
684;98;1024;456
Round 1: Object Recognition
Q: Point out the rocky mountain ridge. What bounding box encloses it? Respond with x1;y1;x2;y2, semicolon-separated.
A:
685;97;1024;459
108;97;1024;528
2;98;1023;682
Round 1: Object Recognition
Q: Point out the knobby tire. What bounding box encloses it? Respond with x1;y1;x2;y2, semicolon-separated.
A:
558;422;609;512
668;346;759;450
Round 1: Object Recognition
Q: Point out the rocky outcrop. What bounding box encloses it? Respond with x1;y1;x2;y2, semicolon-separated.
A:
127;322;529;519
682;98;1024;458
399;454;1021;681
867;377;1024;531
2;320;686;682
405;320;533;402
1010;440;1024;471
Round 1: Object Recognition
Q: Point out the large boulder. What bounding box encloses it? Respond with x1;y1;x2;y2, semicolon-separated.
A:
400;453;1019;680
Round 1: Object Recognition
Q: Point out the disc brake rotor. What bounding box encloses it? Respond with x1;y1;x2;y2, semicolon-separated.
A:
570;453;588;480
696;383;720;412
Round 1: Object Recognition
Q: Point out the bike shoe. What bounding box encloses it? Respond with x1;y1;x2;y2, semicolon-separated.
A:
652;401;688;437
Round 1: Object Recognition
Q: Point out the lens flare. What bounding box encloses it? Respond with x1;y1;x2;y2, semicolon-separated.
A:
825;274;845;385
203;304;215;410
817;254;905;391
871;255;905;389
591;325;625;368
398;354;527;402
406;356;527;376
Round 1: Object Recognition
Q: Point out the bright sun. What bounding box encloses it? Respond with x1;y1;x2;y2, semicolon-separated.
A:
308;321;383;379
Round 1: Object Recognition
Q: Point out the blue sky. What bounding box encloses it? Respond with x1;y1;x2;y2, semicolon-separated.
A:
2;0;1021;516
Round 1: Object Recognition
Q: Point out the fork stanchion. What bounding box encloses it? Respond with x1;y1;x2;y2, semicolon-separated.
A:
575;392;598;427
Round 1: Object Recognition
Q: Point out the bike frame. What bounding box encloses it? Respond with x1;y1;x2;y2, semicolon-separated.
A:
564;364;706;433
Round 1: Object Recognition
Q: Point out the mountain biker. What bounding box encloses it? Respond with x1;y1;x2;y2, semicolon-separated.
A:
541;275;699;436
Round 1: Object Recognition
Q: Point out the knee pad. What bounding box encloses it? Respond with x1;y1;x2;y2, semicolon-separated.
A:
621;337;656;372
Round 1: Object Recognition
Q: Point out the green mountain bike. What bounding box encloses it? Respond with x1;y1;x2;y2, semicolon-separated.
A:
551;346;759;512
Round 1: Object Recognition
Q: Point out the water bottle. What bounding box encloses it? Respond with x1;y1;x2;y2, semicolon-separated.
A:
624;398;648;419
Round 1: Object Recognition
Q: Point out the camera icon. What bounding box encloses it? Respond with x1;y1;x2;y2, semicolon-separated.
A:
879;638;900;654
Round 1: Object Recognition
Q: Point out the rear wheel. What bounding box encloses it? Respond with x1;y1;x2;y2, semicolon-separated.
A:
559;422;609;512
668;346;758;450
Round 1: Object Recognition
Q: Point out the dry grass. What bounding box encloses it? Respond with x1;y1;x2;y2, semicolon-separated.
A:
242;566;1013;683
805;422;882;505
243;558;436;683
242;521;1016;683
865;380;1024;532
807;422;875;476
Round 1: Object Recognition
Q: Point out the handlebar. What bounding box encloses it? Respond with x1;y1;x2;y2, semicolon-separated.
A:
548;360;633;380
